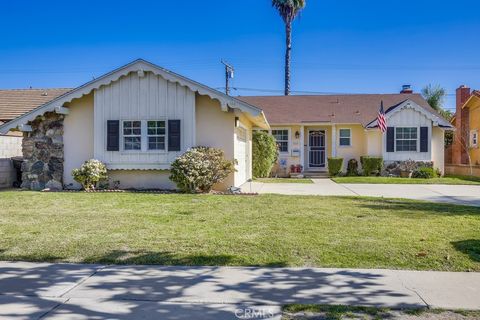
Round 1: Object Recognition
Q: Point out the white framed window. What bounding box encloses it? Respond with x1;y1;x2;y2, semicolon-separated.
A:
122;120;167;152
396;127;418;152
123;121;142;151
271;129;289;153
470;130;478;147
147;121;166;150
339;128;351;146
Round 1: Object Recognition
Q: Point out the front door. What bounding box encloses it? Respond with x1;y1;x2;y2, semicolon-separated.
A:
308;130;326;168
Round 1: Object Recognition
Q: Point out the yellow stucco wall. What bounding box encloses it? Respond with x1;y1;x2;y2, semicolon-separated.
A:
63;94;95;188
366;130;383;157
468;98;480;164
271;125;370;173
335;124;367;170
196;94;253;189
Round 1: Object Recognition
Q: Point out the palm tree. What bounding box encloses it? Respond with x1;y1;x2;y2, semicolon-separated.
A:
272;0;306;96
421;84;451;120
422;84;446;111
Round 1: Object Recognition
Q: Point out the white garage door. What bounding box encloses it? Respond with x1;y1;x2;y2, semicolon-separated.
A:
234;126;248;187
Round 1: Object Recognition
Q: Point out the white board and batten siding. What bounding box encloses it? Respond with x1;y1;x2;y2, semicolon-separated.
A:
93;71;196;170
382;107;432;162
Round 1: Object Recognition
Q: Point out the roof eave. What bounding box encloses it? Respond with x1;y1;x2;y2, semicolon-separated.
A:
0;59;267;134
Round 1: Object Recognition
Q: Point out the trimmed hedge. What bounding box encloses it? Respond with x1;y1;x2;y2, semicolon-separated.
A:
327;157;344;177
360;156;383;176
412;167;438;179
252;131;278;178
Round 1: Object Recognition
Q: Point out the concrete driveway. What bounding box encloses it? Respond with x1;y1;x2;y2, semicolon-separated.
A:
1;262;479;319
241;179;480;206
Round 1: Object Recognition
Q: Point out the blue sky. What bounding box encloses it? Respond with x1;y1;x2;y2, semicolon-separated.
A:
1;0;479;111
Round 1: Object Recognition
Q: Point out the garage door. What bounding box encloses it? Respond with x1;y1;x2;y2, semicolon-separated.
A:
234;126;248;187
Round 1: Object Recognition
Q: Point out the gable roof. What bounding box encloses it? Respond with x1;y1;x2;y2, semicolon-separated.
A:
238;93;452;128
0;88;71;122
0;59;269;134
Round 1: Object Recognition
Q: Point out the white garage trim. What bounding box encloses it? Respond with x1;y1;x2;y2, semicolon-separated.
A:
234;124;248;187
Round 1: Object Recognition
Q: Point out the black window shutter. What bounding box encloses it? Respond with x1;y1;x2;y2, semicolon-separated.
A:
420;127;428;152
107;120;120;151
386;127;395;152
168;120;181;151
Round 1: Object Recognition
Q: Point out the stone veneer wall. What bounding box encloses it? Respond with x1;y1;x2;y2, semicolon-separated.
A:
21;112;64;190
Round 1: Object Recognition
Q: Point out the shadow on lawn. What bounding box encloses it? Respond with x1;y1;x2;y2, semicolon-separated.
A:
452;239;480;262
353;197;480;216
82;250;289;267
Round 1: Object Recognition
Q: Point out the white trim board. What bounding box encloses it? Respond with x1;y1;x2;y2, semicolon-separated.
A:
0;59;269;134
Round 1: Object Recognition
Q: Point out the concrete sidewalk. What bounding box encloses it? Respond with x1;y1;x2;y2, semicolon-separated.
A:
242;179;480;206
0;262;479;319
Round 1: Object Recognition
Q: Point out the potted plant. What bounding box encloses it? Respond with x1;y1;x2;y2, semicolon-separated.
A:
399;159;417;178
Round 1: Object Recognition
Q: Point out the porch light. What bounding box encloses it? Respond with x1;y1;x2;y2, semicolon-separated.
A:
235;117;240;127
295;131;300;139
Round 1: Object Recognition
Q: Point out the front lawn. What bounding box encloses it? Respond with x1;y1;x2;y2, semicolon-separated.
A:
254;178;313;184
332;175;480;185
283;305;480;320
0;191;479;271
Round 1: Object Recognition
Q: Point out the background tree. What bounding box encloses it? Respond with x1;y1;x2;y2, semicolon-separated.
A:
422;84;452;119
422;84;453;147
272;0;306;96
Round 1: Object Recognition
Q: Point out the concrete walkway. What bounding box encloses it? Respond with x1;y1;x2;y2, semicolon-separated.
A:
0;262;479;319
241;179;480;206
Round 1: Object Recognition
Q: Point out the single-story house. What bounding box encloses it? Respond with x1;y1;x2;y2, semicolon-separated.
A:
0;59;453;190
239;90;453;175
0;59;269;190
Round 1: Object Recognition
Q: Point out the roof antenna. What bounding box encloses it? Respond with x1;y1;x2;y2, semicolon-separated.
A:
221;60;234;96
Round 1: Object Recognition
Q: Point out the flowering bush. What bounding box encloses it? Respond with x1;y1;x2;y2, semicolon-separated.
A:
72;159;108;191
170;147;235;193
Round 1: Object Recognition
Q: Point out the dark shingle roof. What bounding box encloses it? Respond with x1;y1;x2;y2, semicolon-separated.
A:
0;88;71;122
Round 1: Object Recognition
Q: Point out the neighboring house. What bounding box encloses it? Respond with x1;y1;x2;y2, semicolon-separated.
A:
0;59;453;191
0;59;269;190
449;85;480;174
0;89;69;188
240;89;453;175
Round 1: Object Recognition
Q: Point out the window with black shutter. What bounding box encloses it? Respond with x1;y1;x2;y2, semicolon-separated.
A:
420;127;428;152
386;127;395;152
168;120;181;151
107;120;120;151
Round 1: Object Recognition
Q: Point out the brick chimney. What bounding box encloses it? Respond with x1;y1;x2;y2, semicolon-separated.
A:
400;85;413;94
453;85;471;164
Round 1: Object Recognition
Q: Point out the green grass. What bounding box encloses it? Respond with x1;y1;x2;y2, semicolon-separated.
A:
0;191;479;271
254;178;313;184
332;174;480;185
282;305;480;320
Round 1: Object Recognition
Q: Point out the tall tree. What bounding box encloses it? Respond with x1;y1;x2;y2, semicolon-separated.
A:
422;84;446;111
272;0;306;96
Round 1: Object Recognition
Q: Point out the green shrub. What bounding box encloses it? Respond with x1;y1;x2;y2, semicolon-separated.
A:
252;131;278;178
72;159;108;191
412;167;437;179
360;156;383;176
327;157;344;177
346;159;359;176
170;147;235;193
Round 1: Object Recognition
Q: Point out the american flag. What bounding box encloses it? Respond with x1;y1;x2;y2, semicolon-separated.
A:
377;101;387;133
